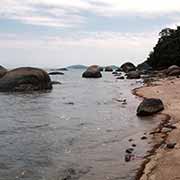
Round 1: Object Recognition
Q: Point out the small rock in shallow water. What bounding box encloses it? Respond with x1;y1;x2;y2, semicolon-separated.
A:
141;136;147;140
128;138;134;142
164;123;176;129
65;102;75;105
125;154;132;162
126;148;134;154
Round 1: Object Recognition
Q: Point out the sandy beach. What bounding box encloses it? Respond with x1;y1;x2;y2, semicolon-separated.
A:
135;77;180;180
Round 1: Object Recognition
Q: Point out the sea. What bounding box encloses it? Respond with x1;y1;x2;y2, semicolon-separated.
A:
0;69;159;180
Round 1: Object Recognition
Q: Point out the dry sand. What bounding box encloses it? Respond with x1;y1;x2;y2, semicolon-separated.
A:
135;77;180;180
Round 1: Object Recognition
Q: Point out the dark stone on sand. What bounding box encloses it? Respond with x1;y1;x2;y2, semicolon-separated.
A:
0;67;52;92
49;71;64;75
166;143;176;149
164;123;176;129
132;144;136;147
82;65;102;78
121;62;136;73
137;98;164;116
126;71;141;79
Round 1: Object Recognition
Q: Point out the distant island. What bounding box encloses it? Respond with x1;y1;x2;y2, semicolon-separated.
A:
67;65;88;69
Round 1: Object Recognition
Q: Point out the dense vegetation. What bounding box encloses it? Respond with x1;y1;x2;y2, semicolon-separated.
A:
145;26;180;69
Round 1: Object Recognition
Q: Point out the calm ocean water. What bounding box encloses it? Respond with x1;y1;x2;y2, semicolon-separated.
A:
0;70;158;180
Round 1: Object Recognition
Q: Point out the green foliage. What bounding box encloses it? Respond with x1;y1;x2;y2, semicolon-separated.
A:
146;26;180;69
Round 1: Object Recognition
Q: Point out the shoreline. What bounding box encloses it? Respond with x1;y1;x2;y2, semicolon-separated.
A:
132;86;171;180
132;77;180;180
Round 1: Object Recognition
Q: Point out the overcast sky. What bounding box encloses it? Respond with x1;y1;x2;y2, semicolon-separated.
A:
0;0;180;68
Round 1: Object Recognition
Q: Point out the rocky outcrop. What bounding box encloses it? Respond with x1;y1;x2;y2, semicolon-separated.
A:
137;98;164;116
82;65;102;78
0;67;52;92
126;71;140;79
137;62;152;73
0;66;7;78
105;66;113;72
121;62;136;73
166;65;180;76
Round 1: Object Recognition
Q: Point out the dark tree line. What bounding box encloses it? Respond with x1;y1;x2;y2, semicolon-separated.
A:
145;26;180;69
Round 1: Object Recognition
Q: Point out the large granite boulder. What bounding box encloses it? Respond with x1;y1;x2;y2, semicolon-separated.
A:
105;66;113;72
0;67;52;92
121;62;136;73
82;65;102;78
137;98;164;116
126;71;140;79
0;66;7;78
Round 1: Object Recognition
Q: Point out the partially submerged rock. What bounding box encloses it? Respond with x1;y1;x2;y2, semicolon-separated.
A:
0;67;52;92
82;65;102;78
116;76;125;79
137;98;164;116
105;66;113;72
49;71;64;75
121;62;136;73
126;71;140;79
51;81;61;85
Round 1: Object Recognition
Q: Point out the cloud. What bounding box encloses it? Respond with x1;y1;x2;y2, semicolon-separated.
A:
1;0;180;28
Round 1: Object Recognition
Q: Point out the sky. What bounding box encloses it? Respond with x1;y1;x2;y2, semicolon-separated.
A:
0;0;180;68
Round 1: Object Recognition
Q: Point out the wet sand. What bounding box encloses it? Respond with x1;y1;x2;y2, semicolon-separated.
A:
135;77;180;180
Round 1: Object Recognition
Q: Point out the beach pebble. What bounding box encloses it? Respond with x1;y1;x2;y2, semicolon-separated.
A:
161;127;172;133
166;143;176;149
164;123;176;129
128;138;134;142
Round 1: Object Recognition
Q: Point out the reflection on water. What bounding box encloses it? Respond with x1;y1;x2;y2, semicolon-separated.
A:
0;70;157;180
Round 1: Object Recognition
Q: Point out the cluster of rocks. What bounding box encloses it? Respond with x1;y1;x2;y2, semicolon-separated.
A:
0;66;53;92
82;62;146;79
